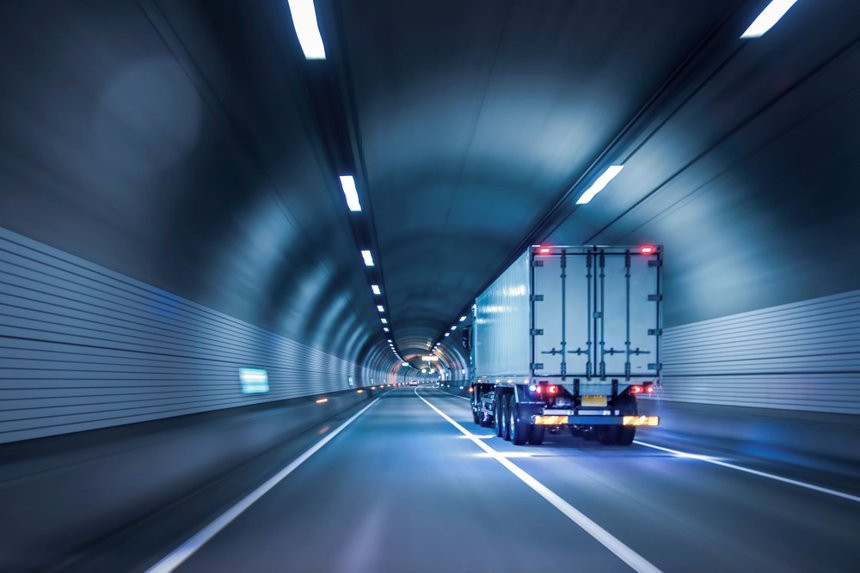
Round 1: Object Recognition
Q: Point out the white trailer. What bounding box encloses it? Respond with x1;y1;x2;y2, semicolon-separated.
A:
468;245;662;445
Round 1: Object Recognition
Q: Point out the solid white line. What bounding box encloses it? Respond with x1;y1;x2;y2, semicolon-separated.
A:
415;390;660;573
438;394;858;504
146;398;381;573
634;440;860;504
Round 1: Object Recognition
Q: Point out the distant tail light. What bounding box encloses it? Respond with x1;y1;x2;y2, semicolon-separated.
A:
645;385;655;394
547;385;558;395
630;385;643;394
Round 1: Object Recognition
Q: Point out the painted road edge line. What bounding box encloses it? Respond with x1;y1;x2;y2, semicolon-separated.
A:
415;389;661;573
634;440;860;504
441;391;859;504
146;397;382;573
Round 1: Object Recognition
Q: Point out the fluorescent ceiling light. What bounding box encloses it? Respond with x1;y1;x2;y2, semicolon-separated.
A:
741;0;797;38
287;0;326;59
381;318;388;324
576;165;624;205
401;362;409;367
459;315;466;322
383;327;389;332
339;175;361;212
371;284;381;295
444;332;450;337
450;325;457;331
377;305;385;312
361;250;374;267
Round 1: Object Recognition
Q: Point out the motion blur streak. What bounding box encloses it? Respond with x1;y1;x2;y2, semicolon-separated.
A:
414;390;661;573
146;398;380;573
634;441;860;503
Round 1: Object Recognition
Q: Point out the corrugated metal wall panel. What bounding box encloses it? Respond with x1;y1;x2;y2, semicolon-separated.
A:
660;290;860;414
0;227;384;444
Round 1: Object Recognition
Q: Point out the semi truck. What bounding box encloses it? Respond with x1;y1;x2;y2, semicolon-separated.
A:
467;245;662;446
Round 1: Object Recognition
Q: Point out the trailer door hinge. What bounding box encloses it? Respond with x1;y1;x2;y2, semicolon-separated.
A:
531;294;544;302
647;328;663;336
647;294;663;302
531;363;544;370
648;259;662;267
533;260;544;267
530;328;544;336
648;363;662;371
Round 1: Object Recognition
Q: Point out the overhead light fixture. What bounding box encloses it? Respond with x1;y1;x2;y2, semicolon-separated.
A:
383;327;389;332
421;355;439;362
576;165;624;205
339;175;361;212
741;0;797;38
401;362;409;367
444;332;450;337
371;284;381;295
459;315;466;322
287;0;326;60
381;318;388;324
377;305;385;312
361;250;374;267
450;325;457;331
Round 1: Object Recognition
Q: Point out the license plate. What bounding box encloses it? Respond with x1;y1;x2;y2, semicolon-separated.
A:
581;395;607;407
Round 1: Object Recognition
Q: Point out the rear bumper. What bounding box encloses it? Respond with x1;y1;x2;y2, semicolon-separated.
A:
532;414;659;426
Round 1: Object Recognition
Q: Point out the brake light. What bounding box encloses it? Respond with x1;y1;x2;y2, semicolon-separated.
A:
640;245;656;255
630;385;643;394
538;246;551;254
645;385;655;394
547;385;558;395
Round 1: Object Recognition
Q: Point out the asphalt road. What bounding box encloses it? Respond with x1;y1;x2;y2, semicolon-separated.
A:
140;388;858;573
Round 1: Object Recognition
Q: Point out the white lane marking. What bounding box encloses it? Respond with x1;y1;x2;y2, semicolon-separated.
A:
147;398;381;573
415;389;660;573
439;392;859;505
634;440;860;504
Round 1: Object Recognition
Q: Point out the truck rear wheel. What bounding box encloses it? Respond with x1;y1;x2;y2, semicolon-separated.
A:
495;396;504;437
616;395;637;446
597;425;620;445
527;425;545;445
510;403;529;445
501;393;512;441
472;402;481;425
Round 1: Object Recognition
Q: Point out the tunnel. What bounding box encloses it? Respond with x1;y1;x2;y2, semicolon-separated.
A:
0;0;858;571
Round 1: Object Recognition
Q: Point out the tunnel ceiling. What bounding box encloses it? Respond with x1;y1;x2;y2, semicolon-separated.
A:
1;1;857;367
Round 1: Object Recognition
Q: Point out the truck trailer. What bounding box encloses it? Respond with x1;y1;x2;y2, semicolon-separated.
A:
467;245;662;446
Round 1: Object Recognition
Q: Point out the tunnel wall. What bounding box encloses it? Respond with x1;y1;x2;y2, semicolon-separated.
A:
659;289;860;414
0;227;387;444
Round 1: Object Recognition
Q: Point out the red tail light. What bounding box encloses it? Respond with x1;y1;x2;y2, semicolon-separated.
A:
645;385;655;394
630;385;643;394
547;385;558;395
640;245;656;255
538;246;551;254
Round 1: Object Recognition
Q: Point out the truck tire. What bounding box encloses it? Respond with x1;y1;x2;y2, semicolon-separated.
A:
502;393;512;441
527;425;545;445
472;403;481;425
616;395;637;446
495;396;504;437
510;403;528;445
597;425;620;445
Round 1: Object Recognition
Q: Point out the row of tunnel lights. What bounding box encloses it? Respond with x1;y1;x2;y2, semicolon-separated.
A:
282;0;406;365
287;0;798;364
343;176;405;364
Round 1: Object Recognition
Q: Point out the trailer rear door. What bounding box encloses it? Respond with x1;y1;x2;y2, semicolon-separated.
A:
531;247;660;380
